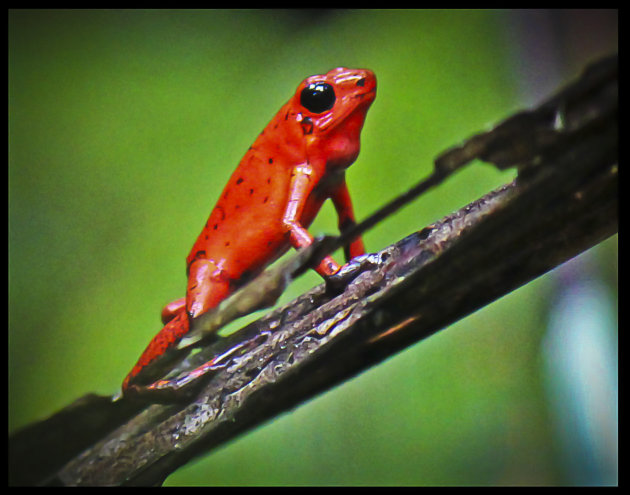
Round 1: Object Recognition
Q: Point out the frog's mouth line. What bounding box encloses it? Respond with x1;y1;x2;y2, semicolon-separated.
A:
317;89;376;133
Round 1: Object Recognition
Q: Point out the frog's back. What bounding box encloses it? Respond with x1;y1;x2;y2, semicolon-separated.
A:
186;102;307;280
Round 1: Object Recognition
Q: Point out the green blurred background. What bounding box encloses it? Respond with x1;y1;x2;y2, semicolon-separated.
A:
9;9;617;486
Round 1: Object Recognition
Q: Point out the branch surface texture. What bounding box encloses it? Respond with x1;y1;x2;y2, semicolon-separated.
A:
9;54;617;486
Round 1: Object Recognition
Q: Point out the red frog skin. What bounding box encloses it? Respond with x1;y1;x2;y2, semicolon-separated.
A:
123;67;376;394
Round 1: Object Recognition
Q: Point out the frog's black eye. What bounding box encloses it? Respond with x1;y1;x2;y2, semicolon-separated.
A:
300;82;335;114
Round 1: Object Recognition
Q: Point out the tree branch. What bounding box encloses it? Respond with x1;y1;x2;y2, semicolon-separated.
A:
9;54;617;486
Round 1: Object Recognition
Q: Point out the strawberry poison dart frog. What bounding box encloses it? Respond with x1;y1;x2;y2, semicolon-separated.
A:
122;67;376;395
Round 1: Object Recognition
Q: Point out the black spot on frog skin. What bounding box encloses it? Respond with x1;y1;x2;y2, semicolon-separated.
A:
215;206;226;221
300;116;314;135
236;177;244;185
268;158;273;164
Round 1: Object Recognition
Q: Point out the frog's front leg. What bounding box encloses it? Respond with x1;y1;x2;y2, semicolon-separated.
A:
282;163;341;277
330;179;365;262
325;178;382;291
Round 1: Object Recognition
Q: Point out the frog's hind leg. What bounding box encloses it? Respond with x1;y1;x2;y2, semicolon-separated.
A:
161;297;186;324
160;255;233;325
122;311;191;392
122;258;233;396
185;258;232;320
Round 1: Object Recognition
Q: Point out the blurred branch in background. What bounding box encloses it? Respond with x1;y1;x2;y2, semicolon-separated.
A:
9;53;617;486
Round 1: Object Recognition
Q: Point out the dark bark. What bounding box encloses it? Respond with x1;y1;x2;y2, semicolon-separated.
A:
9;54;617;487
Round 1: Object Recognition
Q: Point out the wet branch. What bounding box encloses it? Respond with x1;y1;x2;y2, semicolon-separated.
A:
9;54;617;486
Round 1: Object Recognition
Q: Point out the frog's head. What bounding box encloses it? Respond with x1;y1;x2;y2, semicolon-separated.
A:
293;67;377;168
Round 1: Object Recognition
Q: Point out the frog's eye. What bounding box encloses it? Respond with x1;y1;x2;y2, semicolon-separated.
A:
300;82;335;114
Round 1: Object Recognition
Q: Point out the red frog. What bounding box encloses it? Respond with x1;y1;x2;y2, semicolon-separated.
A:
123;67;376;395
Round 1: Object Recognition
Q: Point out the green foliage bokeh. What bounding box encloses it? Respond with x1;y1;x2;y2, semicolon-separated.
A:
9;9;617;485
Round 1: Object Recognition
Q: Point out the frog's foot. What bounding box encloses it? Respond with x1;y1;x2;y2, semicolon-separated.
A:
325;252;382;294
121;331;264;404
